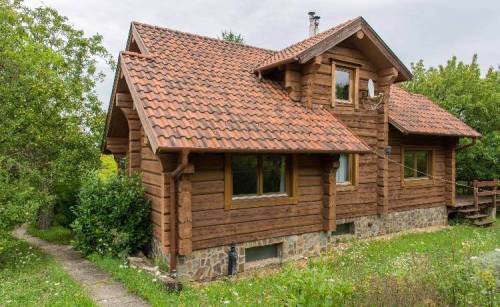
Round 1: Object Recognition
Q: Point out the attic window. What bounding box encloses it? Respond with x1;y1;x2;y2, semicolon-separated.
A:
331;63;360;108
335;68;352;102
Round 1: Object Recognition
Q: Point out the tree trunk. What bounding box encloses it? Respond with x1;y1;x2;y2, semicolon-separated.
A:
36;203;54;230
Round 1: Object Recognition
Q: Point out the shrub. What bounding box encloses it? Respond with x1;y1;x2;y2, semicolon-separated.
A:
71;172;151;257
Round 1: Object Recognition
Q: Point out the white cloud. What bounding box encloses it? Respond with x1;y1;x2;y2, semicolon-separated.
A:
24;0;500;107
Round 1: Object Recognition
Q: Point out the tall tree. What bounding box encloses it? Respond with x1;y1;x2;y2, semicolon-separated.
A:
0;0;113;231
402;55;499;183
220;30;244;43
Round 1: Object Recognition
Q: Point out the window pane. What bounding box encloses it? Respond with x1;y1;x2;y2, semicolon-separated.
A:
336;154;350;183
416;151;429;177
403;152;414;178
263;155;286;194
335;69;350;101
232;155;258;195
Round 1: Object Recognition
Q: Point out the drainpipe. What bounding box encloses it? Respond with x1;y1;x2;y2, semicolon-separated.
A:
168;149;189;275
456;138;476;151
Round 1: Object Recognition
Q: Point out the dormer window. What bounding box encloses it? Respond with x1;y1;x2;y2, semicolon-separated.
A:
335;67;352;102
331;62;360;108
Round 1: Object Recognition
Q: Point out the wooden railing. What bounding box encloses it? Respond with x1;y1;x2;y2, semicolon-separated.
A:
473;179;498;211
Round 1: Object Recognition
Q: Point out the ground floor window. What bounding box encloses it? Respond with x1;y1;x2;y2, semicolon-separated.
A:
403;149;432;179
336;154;357;185
231;155;288;197
225;154;298;209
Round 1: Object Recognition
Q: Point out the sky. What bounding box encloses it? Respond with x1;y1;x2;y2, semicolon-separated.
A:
24;0;500;108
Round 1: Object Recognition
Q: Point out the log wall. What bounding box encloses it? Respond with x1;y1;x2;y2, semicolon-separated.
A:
387;127;453;211
296;45;383;219
189;154;325;250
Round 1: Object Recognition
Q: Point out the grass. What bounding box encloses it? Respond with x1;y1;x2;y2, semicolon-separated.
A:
27;224;73;245
0;233;95;307
90;220;500;306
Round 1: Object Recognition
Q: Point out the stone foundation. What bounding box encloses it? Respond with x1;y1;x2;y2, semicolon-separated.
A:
173;205;447;281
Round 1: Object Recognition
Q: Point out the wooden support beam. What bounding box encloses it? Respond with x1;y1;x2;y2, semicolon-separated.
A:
323;155;340;232
177;173;193;256
304;56;322;108
284;64;302;102
376;67;397;216
115;93;133;108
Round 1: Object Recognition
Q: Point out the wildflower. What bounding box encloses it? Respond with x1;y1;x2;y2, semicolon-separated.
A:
470;256;478;260
152;278;157;282
223;300;230;304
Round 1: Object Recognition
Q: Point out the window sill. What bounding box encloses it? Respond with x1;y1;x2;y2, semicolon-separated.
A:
335;99;353;105
336;183;357;192
230;195;297;209
402;178;434;188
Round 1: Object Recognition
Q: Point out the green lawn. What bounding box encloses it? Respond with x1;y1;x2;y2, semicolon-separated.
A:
0;233;95;307
90;220;500;306
27;224;74;245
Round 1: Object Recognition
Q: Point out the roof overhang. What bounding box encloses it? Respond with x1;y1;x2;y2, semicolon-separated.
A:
256;17;412;82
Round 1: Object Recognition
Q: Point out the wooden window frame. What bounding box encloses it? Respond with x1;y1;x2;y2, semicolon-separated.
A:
331;61;360;109
401;146;435;187
224;154;298;210
336;153;359;192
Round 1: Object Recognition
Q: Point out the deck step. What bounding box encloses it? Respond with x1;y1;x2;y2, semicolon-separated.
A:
457;208;479;213
465;214;489;219
473;219;495;226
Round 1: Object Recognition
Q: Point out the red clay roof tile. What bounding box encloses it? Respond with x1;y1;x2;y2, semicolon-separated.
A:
110;21;477;155
118;22;371;153
388;86;480;138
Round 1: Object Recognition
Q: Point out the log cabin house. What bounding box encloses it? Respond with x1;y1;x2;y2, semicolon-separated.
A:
102;16;481;281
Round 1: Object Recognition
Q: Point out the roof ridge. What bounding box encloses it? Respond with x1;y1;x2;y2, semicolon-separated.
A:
132;21;276;54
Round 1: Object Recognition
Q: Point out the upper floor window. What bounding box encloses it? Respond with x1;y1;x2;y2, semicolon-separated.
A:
332;63;359;107
403;149;432;179
335;67;352;102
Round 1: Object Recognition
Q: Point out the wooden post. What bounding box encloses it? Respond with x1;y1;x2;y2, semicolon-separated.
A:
177;169;194;256
444;140;457;206
376;68;397;216
302;56;322;108
473;180;479;210
492;179;497;219
323;155;340;231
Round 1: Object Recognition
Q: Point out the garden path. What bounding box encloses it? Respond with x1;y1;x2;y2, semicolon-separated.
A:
12;225;150;307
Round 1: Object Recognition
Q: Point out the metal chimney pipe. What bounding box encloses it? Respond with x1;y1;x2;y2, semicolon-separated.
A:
308;12;320;37
308;12;316;37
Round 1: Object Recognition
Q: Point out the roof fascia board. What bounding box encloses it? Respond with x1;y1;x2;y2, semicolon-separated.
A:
298;18;363;64
130;22;150;55
298;18;412;81
100;55;122;153
119;56;160;153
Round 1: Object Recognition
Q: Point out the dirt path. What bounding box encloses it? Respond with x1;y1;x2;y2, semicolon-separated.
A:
12;225;150;307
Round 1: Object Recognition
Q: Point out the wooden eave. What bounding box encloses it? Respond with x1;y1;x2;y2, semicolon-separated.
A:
101;22;152;154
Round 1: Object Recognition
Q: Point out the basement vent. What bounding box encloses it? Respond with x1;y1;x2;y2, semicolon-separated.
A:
331;222;355;236
245;244;280;263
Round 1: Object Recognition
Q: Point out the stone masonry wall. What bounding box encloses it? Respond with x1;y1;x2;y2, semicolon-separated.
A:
174;205;447;281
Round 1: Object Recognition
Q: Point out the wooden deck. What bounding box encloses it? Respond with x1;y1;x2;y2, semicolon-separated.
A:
454;195;496;207
450;180;497;226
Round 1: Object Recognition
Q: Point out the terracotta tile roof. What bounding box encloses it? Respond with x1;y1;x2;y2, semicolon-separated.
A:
255;18;357;71
119;23;370;153
389;85;481;138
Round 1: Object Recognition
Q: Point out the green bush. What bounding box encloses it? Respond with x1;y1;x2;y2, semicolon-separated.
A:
71;172;151;257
